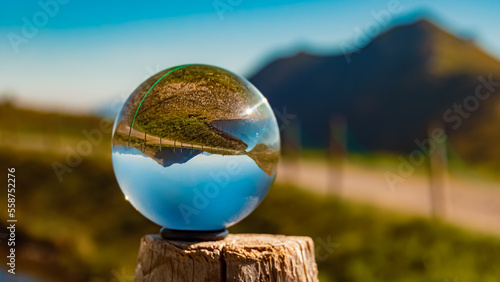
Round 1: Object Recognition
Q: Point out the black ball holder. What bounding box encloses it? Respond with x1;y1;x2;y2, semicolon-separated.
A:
160;227;229;241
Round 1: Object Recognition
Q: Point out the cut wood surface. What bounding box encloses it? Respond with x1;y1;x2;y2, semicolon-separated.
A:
135;234;319;282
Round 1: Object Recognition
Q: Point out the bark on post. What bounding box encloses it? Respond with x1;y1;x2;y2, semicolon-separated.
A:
135;234;319;282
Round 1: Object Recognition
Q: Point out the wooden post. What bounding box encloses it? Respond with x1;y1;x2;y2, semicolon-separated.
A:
135;234;319;282
328;115;347;194
283;120;302;183
427;121;448;218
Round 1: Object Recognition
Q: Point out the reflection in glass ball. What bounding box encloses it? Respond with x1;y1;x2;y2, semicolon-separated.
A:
111;64;280;231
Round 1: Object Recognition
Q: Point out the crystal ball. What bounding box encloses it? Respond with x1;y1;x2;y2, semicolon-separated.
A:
112;64;280;231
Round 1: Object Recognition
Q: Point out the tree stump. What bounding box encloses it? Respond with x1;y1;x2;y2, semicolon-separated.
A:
135;234;319;282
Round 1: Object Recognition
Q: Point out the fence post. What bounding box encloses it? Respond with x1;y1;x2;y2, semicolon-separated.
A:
427;121;448;218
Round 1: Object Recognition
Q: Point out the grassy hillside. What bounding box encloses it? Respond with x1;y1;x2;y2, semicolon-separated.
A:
0;102;499;281
1;144;500;281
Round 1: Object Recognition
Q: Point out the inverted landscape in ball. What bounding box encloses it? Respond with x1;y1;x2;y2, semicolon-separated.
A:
111;64;280;240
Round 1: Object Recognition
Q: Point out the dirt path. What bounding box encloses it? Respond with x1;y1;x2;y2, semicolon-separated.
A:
277;159;500;237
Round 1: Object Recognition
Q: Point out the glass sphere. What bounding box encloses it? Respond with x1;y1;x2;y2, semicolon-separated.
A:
111;64;280;231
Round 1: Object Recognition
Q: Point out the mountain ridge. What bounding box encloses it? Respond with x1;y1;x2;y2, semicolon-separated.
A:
249;18;500;165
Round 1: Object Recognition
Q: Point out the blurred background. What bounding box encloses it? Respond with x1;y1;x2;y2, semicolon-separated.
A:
1;0;500;281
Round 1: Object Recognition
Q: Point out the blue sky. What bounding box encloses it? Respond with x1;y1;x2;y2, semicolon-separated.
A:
1;0;500;110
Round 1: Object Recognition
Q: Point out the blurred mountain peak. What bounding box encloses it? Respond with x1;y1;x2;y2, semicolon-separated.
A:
367;18;500;76
406;18;442;30
249;18;500;165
